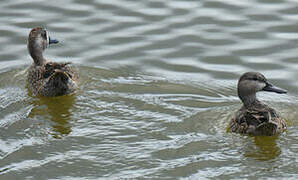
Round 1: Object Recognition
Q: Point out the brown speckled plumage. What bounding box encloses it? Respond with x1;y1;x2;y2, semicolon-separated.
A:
27;27;78;96
228;72;287;136
229;102;286;136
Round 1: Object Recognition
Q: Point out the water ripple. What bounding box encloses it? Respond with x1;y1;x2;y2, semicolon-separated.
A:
1;0;298;179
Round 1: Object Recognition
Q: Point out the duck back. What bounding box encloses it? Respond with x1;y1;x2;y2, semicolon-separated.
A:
228;104;286;136
27;62;78;96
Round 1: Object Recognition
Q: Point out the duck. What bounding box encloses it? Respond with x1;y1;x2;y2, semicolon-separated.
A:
228;72;287;136
27;27;78;97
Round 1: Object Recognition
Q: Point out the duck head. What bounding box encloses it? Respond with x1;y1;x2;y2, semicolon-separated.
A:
237;72;287;107
27;27;59;66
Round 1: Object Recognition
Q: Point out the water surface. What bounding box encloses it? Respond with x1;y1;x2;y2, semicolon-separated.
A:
1;0;298;179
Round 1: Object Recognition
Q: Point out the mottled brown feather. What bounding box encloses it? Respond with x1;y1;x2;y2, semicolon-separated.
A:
228;72;286;136
27;62;79;96
26;27;78;97
228;103;286;136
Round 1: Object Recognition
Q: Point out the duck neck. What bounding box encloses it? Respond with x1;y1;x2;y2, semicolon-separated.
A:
240;94;260;108
28;43;46;66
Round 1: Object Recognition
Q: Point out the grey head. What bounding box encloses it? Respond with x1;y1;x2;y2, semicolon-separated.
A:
27;27;59;66
237;72;287;107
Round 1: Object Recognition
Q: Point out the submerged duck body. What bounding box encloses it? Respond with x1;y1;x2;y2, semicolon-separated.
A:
228;72;287;136
27;27;78;96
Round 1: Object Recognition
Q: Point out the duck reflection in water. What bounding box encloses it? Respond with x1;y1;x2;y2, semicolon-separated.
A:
228;72;287;136
28;94;75;138
244;136;281;161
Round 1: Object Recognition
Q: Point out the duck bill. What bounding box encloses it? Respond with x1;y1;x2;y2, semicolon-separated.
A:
263;82;287;94
49;37;59;44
